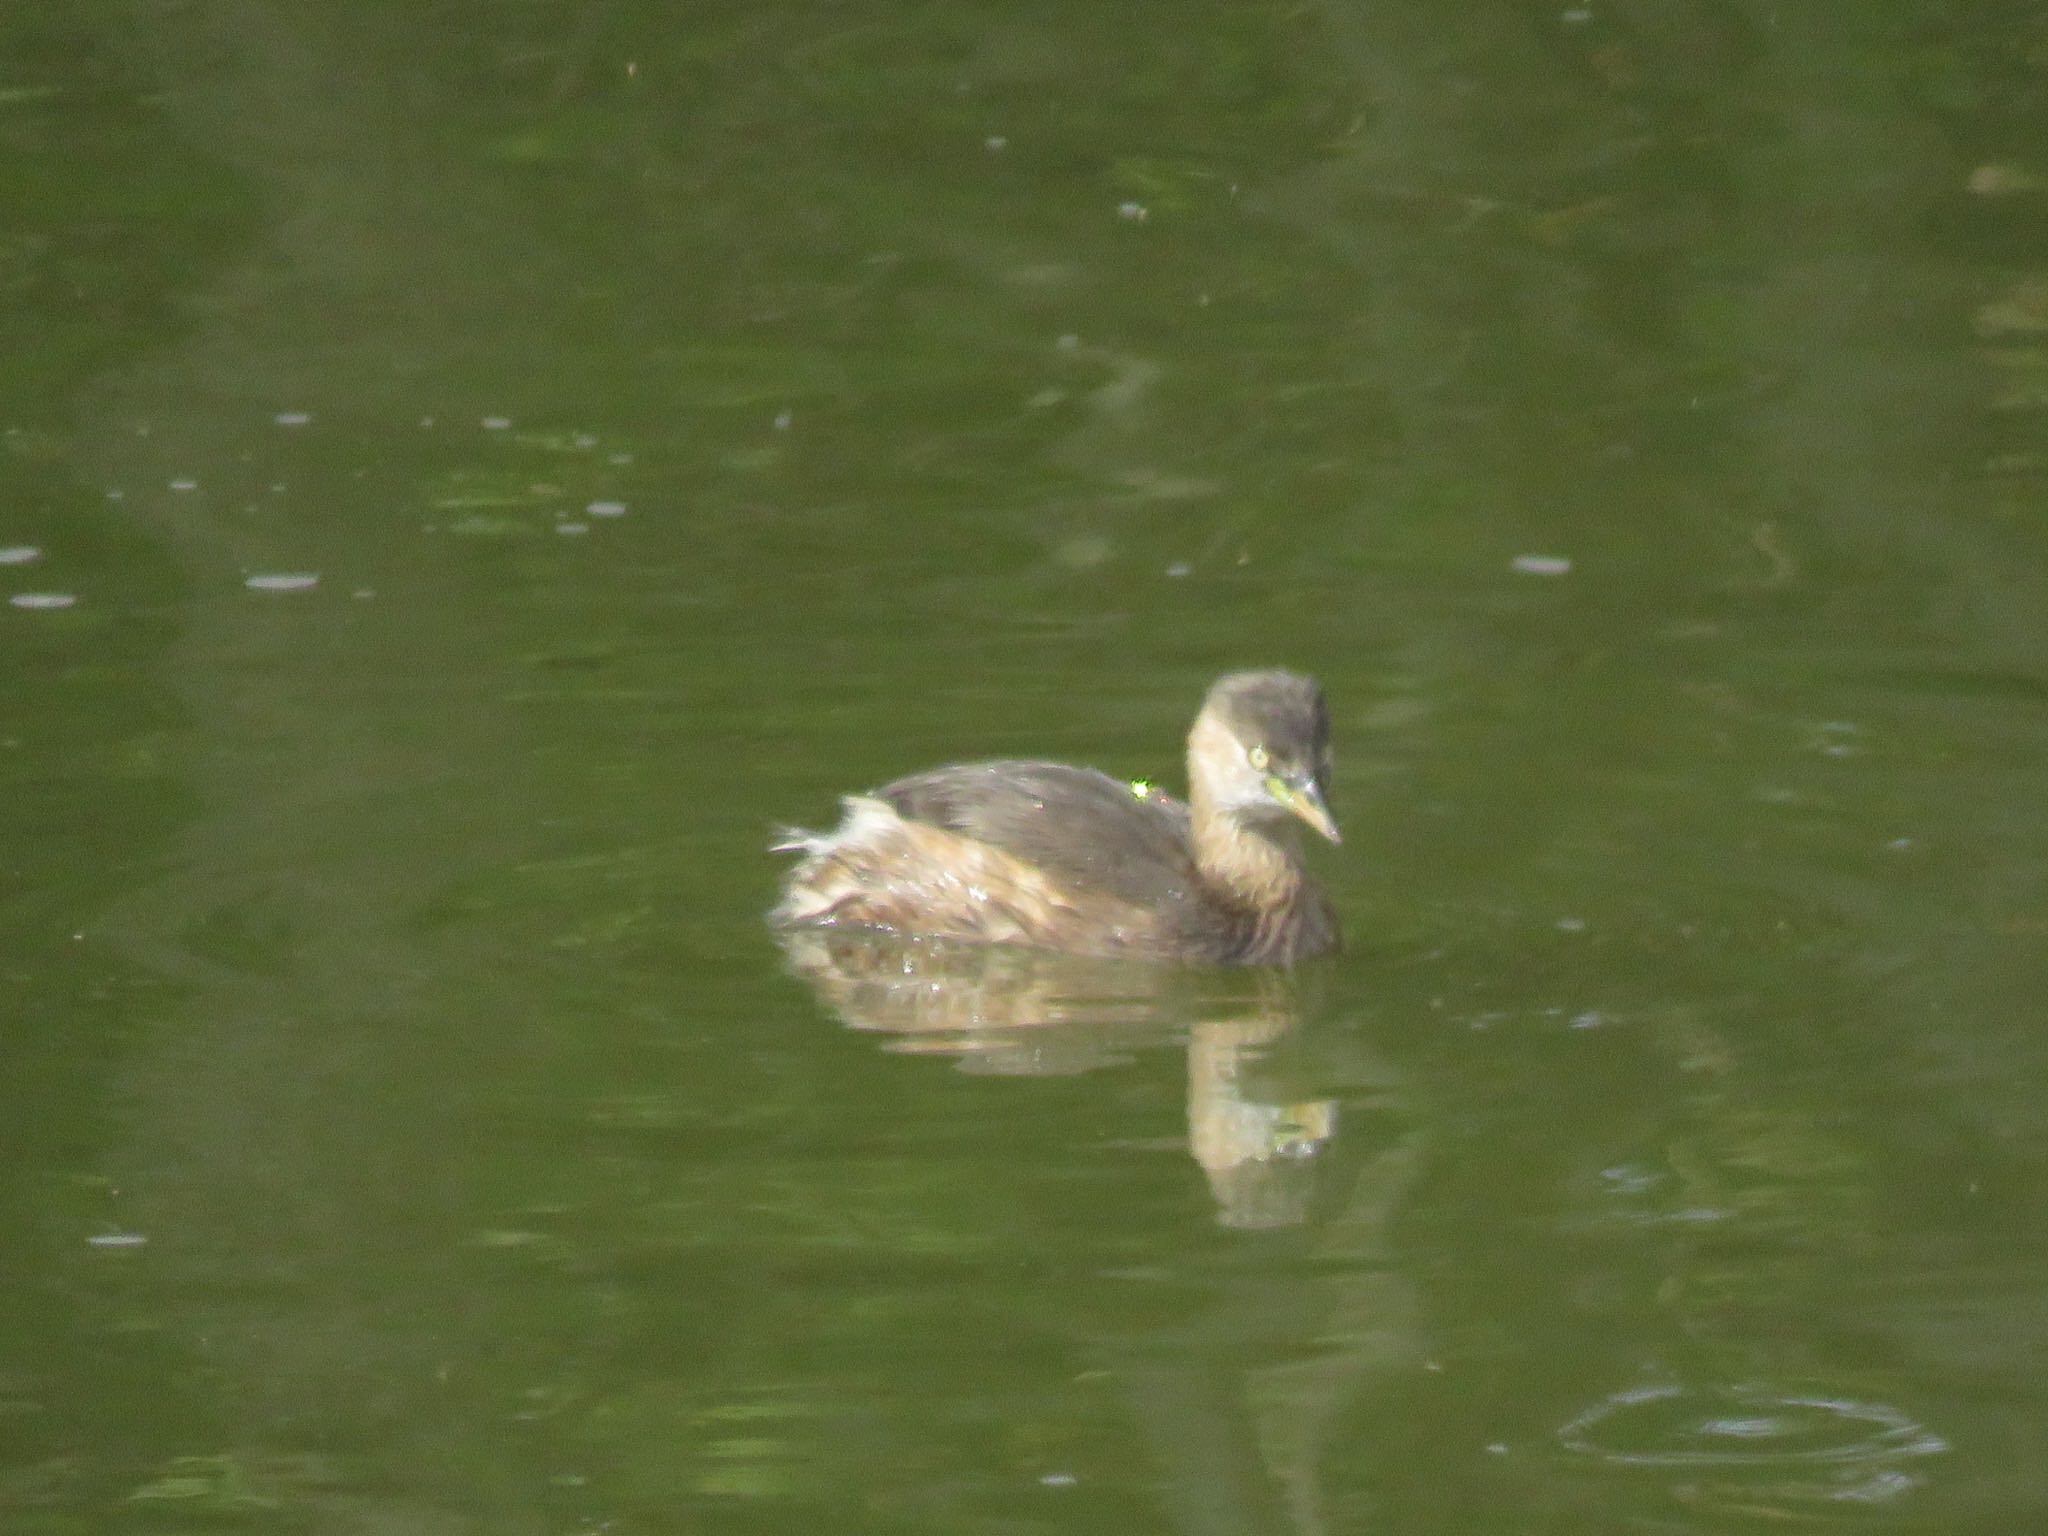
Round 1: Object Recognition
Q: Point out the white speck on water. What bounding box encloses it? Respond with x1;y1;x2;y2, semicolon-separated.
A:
273;411;312;427
419;415;436;428
0;546;40;565
1814;726;1866;757
11;592;76;609
1512;553;1573;576
1570;1011;1604;1030
169;478;199;493
773;409;793;431
482;416;512;431
607;452;633;466
1038;1473;1076;1488
556;522;590;536
1562;6;1593;21
1485;1443;1509;1456
106;488;125;501
1165;562;1193;578
352;588;376;600
245;572;319;592
573;433;599;449
1887;837;1914;851
88;1231;148;1249
1055;333;1080;351
1556;916;1587;932
586;500;627;518
1602;1164;1659;1192
985;134;1008;151
1117;200;1149;221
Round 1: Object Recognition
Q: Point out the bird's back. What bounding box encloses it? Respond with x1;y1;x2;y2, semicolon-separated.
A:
875;760;1200;912
774;760;1240;958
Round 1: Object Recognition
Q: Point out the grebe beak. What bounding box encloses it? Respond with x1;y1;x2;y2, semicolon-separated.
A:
1265;774;1341;844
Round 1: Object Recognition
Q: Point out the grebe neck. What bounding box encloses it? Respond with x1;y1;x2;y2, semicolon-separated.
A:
1188;783;1308;915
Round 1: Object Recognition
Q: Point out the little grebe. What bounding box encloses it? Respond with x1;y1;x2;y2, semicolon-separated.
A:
771;671;1340;964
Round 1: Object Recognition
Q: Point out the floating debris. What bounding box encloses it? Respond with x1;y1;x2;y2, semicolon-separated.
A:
773;409;793;431
0;546;40;565
169;478;198;493
88;1231;148;1249
10;592;76;609
556;522;590;536
481;415;513;431
586;500;627;518
985;135;1008;151
244;572;319;592
1512;553;1573;576
273;411;313;427
1117;201;1149;221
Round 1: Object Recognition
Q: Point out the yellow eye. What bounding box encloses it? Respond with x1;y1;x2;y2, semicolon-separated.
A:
1247;745;1270;772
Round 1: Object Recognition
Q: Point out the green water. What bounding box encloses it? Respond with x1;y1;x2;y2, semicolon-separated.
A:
6;2;2048;1531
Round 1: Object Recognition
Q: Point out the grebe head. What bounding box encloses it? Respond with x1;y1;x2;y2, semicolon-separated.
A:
1188;671;1340;844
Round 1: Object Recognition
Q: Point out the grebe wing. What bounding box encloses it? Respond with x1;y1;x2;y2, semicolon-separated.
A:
875;760;1198;910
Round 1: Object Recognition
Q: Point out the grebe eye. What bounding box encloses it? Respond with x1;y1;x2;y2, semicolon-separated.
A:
1247;744;1270;772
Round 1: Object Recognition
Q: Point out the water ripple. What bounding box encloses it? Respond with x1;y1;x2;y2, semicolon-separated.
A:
1559;1383;1946;1471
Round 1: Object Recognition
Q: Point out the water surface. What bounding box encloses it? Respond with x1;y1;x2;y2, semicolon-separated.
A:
5;3;2048;1531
